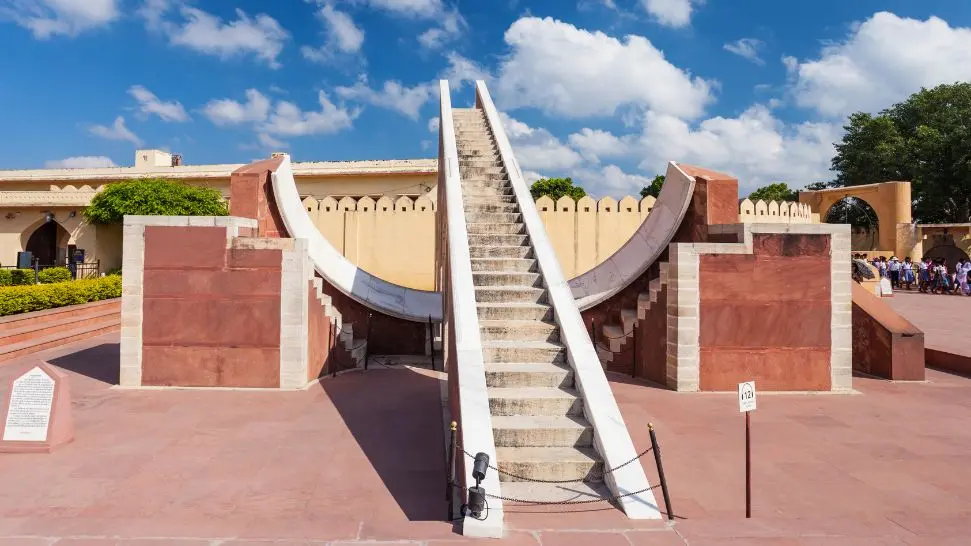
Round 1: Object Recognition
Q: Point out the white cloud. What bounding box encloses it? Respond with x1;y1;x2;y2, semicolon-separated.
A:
572;164;653;196
362;0;444;18
160;7;289;68
724;38;764;65
500;113;584;171
204;88;359;138
45;156;117;169
636;106;841;192
1;0;120;38
494;17;714;119
202;89;272;126
128;85;189;122
264;91;360;136
639;0;701;28
137;0;171;26
442;52;490;88
427;117;440;132
89;116;142;146
568;128;636;163
417;8;465;50
787;12;971;118
258;132;287;149
335;77;435;120
302;3;365;62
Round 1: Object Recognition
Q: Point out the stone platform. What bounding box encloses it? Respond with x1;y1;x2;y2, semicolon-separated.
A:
0;334;969;544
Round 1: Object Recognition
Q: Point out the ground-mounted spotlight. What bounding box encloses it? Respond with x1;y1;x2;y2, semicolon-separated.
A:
464;452;490;520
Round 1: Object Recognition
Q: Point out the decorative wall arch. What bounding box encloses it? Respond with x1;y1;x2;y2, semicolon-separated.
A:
22;217;71;265
800;181;912;255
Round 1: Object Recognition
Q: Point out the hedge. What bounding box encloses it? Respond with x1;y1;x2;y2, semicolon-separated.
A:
38;267;72;284
0;269;36;287
0;275;122;316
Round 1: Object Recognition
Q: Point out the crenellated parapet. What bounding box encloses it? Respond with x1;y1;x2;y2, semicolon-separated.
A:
738;198;818;224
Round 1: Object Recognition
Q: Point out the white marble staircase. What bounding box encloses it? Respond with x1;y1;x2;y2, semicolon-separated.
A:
453;107;609;501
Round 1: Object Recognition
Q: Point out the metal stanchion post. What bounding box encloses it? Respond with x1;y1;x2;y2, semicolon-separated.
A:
590;319;596;345
446;421;457;520
631;322;638;378
649;422;674;520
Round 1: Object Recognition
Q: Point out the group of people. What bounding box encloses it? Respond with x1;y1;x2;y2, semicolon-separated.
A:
858;254;971;295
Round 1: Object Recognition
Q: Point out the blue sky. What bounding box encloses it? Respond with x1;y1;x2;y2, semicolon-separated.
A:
1;0;970;196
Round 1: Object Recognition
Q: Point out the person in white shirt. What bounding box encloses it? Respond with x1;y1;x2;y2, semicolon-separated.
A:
957;258;970;296
901;257;915;290
888;256;901;289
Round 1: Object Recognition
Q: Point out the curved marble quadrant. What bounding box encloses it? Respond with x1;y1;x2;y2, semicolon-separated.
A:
270;156;443;322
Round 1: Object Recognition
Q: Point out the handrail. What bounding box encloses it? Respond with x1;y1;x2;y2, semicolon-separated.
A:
475;80;660;520
438;80;503;537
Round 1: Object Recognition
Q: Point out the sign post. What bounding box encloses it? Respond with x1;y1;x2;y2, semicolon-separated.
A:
737;381;756;518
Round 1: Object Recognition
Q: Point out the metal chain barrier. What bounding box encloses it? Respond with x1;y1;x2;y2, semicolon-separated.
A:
458;445;653;484
486;484;660;506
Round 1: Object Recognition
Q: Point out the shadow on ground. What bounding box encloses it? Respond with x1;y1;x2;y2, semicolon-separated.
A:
320;367;447;522
49;342;120;385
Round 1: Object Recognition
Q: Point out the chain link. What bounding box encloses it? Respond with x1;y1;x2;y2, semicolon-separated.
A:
598;326;635;341
459;445;653;485
487;484;659;506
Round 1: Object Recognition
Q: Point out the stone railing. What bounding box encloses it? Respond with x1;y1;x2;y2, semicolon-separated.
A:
738;198;817;224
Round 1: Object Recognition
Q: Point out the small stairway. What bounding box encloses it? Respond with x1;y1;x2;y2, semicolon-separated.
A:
597;264;668;370
0;299;121;364
311;277;367;370
453;107;607;502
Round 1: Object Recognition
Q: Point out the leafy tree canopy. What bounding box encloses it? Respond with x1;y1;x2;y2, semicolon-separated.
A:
530;177;586;201
830;82;971;223
748;182;798;203
640;175;665;198
84;179;229;224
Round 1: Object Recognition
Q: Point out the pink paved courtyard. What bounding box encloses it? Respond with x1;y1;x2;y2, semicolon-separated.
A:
0;332;970;544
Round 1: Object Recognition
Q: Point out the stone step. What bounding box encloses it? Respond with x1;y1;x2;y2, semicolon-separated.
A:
495;446;603;483
468;233;528;247
471;257;536;272
484;362;573;388
477;302;552;321
498;481;611;505
465;194;515;204
475;286;547;304
479;319;559;342
472;272;542;288
465;203;519;214
482;340;566;364
458;151;501;161
0;319;121;364
621;309;637;331
465;211;521;224
488;387;583;416
492;416;593;448
463;186;513;197
466;223;525;235
463;177;510;188
469;245;532;259
461;166;506;176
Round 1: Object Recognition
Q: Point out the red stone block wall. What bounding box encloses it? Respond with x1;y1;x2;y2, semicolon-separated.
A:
230;157;288;238
698;234;832;391
141;226;283;388
634;288;668;385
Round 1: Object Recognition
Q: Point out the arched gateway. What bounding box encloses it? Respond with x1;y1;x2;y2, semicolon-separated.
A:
799;181;912;257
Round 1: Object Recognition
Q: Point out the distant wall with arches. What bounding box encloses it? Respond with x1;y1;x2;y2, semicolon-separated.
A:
800;181;912;257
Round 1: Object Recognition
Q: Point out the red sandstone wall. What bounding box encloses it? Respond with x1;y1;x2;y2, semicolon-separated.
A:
851;283;924;380
319;282;427;355
635;288;668;385
698;234;832;391
230;157;288;238
141;226;283;388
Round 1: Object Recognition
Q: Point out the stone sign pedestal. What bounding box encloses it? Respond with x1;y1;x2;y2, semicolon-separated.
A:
0;362;73;453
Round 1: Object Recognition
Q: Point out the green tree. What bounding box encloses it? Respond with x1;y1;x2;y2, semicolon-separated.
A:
830;82;971;223
748;182;798;203
639;175;665;198
84;179;229;224
530;177;586;201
